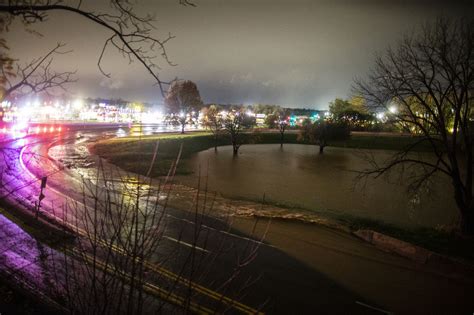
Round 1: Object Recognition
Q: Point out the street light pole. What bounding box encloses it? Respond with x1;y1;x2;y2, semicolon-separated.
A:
36;176;47;219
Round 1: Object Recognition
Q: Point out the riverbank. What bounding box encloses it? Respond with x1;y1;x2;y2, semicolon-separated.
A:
153;181;474;264
91;131;473;263
91;131;430;177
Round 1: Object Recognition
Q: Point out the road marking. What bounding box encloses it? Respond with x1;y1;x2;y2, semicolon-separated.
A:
66;248;213;315
355;301;393;314
165;213;277;249
163;235;210;253
19;143;38;177
17;140;263;315
25;193;262;314
21;143;208;252
23;140;274;251
69;225;262;314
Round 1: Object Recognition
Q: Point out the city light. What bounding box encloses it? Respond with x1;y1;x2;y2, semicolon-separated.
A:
73;99;84;110
0;97;165;124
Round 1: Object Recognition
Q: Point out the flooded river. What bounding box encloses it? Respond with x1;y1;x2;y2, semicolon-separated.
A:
175;144;458;228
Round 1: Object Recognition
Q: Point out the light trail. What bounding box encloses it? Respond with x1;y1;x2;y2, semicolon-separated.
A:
13;135;263;315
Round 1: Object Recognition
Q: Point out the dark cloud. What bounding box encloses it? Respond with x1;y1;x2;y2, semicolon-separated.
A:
4;0;473;108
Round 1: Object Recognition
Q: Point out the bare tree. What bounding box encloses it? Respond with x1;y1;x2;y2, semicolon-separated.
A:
54;158;266;313
0;16;14;105
265;108;290;147
202;104;224;151
164;80;203;133
354;17;474;234
0;0;190;96
0;43;75;102
223;107;256;156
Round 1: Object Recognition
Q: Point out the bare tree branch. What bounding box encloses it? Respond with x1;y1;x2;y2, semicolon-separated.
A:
1;42;76;100
0;0;189;97
354;17;474;234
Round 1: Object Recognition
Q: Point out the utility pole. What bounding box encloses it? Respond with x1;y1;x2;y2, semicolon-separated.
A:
36;176;47;219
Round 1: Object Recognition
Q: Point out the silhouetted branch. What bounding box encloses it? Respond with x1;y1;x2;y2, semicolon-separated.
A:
0;0;188;96
1;42;76;100
353;17;474;233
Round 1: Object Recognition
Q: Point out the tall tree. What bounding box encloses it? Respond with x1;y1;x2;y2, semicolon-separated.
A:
223;107;256;156
265;108;291;147
254;104;280;115
202;104;224;151
298;119;350;154
354;17;474;234
328;98;354;118
164;80;203;134
328;98;373;129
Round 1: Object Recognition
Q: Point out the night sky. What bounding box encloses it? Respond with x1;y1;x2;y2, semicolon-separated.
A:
4;0;473;108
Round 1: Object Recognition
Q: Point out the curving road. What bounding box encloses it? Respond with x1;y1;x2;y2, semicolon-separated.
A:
1;124;473;314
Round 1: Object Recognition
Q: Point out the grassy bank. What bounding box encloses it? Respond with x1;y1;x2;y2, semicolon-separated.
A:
337;215;474;262
91;131;428;177
213;193;474;263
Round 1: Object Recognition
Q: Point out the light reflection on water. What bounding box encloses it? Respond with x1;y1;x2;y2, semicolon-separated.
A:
175;144;458;228
116;128;127;137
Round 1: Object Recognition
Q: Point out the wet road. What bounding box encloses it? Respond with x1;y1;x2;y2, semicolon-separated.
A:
1;124;473;314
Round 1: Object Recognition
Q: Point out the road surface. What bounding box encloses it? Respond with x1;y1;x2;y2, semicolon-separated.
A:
0;124;473;314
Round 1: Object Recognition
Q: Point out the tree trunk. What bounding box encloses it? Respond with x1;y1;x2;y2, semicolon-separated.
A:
454;187;474;235
232;139;239;156
460;206;474;235
181;123;185;134
214;134;218;151
318;138;326;154
280;131;284;148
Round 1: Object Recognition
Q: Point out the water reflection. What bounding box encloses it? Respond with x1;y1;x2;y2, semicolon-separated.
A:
176;144;457;228
116;127;127;137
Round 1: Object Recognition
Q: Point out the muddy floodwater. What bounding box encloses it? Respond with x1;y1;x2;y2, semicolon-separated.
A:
175;144;458;228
